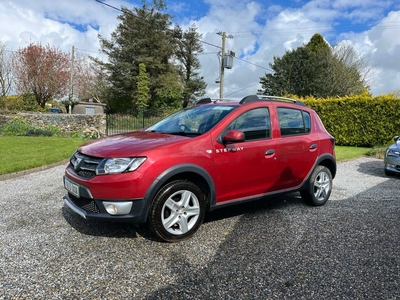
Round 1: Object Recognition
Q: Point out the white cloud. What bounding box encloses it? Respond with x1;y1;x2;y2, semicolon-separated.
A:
337;10;400;94
0;0;120;57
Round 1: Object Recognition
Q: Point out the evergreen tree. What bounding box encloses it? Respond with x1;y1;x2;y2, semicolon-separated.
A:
137;63;149;110
175;24;207;108
94;0;180;111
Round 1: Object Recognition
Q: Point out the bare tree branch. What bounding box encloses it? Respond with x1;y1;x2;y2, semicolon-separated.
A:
0;40;14;97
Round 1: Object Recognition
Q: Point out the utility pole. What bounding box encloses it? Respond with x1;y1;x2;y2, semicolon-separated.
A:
219;32;226;99
68;45;74;114
217;32;233;99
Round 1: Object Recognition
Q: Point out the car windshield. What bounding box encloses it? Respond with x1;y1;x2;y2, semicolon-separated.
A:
146;104;237;135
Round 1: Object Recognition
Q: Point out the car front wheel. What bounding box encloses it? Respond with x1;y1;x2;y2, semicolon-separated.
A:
148;180;206;242
301;165;332;206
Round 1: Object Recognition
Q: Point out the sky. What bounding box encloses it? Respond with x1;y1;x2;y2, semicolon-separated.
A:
1;0;400;100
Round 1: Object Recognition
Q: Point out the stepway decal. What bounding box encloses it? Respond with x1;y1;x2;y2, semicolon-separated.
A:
215;147;244;153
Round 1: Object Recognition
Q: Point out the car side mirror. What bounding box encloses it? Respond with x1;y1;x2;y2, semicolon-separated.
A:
394;136;399;142
223;130;245;144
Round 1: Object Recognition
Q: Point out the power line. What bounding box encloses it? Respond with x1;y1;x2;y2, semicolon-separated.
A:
94;0;125;14
75;47;101;54
198;52;219;55
201;40;222;49
233;56;273;72
225;83;260;98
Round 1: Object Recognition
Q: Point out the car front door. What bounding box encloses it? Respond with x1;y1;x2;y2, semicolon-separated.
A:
212;108;278;203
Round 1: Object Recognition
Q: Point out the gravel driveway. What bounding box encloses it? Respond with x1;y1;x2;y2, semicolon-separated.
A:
0;157;399;299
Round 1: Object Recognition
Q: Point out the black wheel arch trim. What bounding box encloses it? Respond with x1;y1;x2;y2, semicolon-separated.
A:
299;153;336;191
316;153;336;179
140;164;216;223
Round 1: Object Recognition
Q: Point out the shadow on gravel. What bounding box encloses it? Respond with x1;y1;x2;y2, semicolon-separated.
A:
204;192;304;224
61;192;305;241
61;206;143;239
357;159;387;177
142;180;400;300
357;158;400;179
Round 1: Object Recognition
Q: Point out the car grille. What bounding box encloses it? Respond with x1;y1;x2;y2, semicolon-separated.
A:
70;151;103;179
68;193;100;213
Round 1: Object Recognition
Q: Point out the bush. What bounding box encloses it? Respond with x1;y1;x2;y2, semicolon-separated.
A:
0;94;45;112
0;116;33;135
299;94;400;147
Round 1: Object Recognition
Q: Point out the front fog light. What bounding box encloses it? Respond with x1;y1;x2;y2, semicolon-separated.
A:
105;204;118;215
103;201;133;216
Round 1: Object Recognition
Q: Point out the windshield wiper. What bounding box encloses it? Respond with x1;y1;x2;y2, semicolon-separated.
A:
164;131;202;136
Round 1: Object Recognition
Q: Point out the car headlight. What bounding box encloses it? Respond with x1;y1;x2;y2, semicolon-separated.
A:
96;157;147;175
386;149;400;157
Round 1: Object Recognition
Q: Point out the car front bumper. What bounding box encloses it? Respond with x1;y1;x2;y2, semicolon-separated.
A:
63;176;148;223
384;156;400;174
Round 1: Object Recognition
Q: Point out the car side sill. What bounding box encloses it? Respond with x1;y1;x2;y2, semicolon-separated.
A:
210;187;300;211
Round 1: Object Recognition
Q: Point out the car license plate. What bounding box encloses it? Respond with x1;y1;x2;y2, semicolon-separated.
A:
65;178;80;198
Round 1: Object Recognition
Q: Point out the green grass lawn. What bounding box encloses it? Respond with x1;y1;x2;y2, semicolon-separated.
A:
0;135;384;176
334;145;373;161
0;136;87;175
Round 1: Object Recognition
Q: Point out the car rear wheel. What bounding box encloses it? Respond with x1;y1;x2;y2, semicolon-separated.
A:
148;180;206;242
301;165;332;206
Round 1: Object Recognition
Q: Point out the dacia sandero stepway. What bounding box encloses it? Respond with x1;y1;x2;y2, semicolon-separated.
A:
63;95;336;242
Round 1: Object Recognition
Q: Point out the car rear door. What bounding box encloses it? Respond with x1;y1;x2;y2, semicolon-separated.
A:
273;107;319;190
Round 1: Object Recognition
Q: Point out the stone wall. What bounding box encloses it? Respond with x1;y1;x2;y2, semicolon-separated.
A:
0;112;107;137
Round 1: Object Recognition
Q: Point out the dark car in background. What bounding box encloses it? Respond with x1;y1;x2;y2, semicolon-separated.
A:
50;108;63;113
384;135;400;176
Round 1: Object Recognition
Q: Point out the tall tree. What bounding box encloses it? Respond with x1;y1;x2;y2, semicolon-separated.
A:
72;52;94;101
13;42;70;108
137;63;149;109
0;40;14;98
260;46;315;96
86;61;111;104
329;42;372;95
175;24;207;108
259;33;369;98
94;0;180;111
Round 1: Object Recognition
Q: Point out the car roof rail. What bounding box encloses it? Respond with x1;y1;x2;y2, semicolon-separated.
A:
195;97;212;105
239;94;307;107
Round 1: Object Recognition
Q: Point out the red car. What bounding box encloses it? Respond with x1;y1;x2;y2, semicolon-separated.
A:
63;95;336;242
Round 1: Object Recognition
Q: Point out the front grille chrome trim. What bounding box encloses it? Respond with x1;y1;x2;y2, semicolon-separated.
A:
70;151;103;179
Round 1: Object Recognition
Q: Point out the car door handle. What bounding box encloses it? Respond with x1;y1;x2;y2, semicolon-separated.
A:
310;144;317;149
265;149;275;155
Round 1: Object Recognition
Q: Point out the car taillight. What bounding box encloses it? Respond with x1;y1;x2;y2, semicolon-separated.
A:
330;135;335;147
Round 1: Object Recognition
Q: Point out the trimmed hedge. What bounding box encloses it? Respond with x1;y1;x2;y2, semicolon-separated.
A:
301;94;400;147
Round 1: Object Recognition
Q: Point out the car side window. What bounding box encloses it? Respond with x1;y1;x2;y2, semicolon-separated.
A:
278;107;311;136
227;108;270;141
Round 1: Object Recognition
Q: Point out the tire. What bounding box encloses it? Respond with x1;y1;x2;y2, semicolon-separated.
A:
148;180;206;242
301;165;332;206
384;169;391;176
